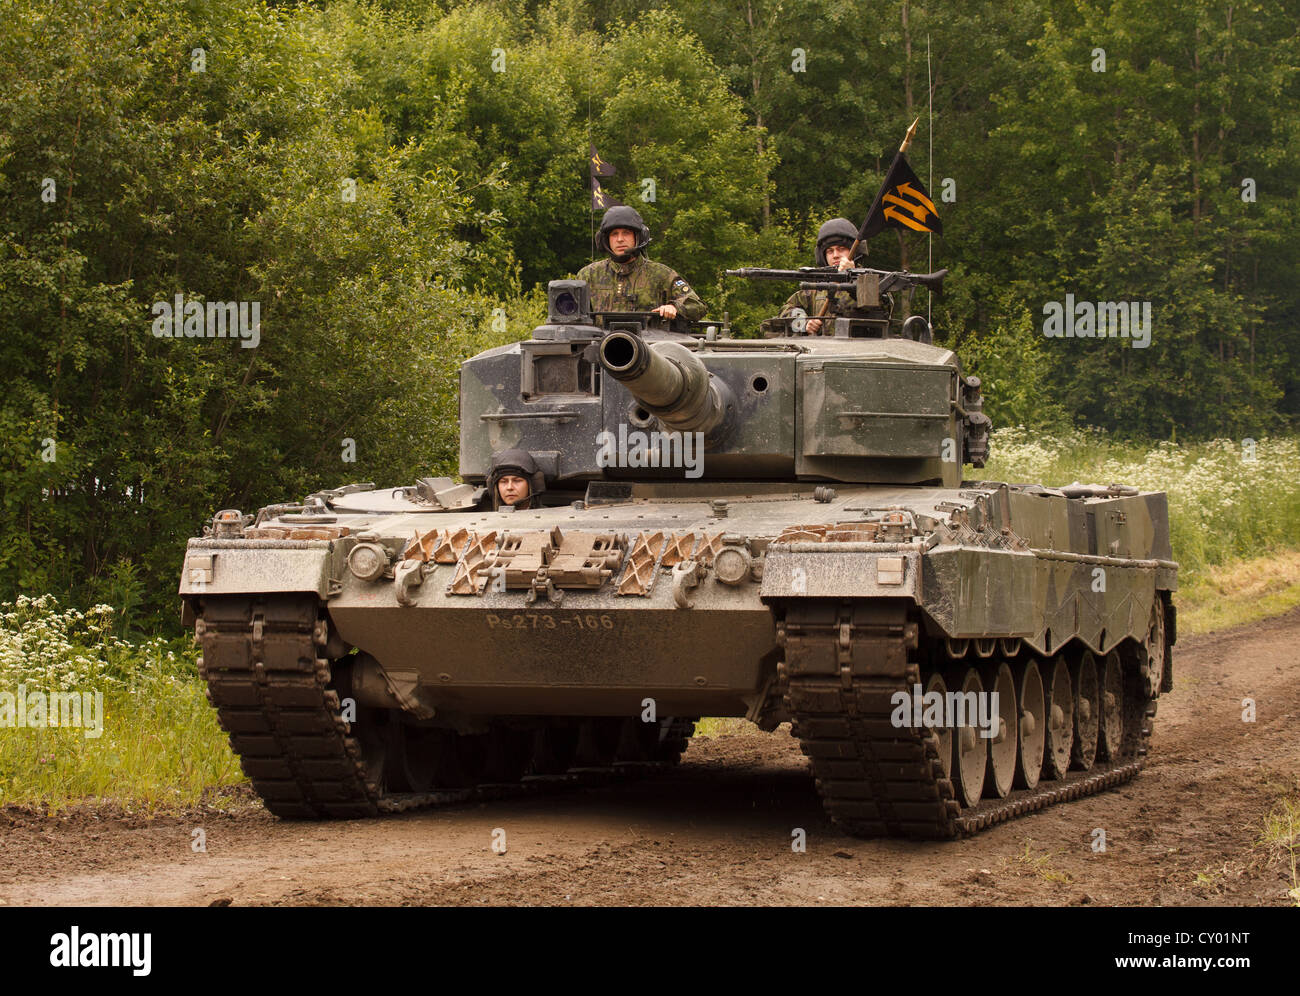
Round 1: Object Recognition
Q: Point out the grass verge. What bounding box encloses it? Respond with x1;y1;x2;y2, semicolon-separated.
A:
1174;549;1300;637
1257;784;1300;906
1;596;243;812
0;686;244;814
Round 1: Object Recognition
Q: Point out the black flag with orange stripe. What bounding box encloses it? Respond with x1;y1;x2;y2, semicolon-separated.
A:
589;144;615;178
591;177;621;211
858;150;942;240
589;144;620;209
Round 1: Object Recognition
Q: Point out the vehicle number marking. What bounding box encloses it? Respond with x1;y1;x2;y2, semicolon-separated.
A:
485;613;616;630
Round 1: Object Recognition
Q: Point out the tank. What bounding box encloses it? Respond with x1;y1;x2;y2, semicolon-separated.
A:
179;269;1176;838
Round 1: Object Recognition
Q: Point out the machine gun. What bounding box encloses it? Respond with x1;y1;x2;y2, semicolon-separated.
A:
728;266;947;340
725;266;948;300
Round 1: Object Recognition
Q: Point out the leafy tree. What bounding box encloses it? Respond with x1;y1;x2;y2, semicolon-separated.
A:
982;0;1299;436
0;0;498;626
2;0;1297;634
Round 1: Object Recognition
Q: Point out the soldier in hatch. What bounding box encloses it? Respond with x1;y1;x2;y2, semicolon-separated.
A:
486;449;546;510
578;206;706;321
778;217;862;335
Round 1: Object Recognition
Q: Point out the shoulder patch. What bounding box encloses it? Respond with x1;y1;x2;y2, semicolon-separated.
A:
674;278;689;289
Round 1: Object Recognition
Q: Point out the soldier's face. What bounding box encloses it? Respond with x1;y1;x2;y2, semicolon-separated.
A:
608;227;637;256
497;475;530;506
825;243;853;268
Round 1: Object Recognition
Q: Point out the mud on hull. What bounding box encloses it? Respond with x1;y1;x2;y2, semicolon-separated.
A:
184;481;1175;837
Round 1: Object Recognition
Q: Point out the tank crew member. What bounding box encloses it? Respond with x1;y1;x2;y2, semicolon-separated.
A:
578;206;706;321
486;448;546;510
779;217;861;335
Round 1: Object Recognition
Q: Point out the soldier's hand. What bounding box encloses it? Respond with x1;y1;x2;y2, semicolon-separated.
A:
653;304;678;319
806;318;822;335
836;257;854;272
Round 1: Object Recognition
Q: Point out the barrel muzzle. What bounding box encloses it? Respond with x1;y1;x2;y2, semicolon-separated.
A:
599;331;653;383
597;333;732;435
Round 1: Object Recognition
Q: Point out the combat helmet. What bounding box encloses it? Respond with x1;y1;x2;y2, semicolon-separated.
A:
597;205;652;262
487;448;547;510
815;217;861;266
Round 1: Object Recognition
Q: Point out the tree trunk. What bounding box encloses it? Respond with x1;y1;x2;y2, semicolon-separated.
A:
747;1;770;227
902;2;913;121
1192;29;1202;235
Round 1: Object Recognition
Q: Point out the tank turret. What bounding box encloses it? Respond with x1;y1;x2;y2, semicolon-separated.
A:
455;274;991;489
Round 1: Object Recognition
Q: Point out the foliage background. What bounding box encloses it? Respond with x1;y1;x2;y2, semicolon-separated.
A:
1;0;1297;629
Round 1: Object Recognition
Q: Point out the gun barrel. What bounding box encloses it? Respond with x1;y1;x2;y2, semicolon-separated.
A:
727;265;946;290
724;268;835;281
598;332;731;434
799;281;859;292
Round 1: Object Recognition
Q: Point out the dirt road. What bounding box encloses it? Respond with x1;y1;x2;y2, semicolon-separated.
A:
3;609;1297;906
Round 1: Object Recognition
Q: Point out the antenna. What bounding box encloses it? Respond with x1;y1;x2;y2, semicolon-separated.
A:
588;20;596;265
588;80;595;263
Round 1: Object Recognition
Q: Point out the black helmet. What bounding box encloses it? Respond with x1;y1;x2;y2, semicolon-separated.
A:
814;217;860;266
487;448;546;510
597;206;651;262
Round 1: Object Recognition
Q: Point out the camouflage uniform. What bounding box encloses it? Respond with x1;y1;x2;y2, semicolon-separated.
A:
577;256;706;320
779;288;858;322
773;217;864;334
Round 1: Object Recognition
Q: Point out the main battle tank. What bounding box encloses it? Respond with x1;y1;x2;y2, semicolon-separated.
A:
180;271;1176;838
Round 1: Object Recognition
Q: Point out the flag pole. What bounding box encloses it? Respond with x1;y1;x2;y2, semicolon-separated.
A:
895;118;918;276
808;119;919;330
587;47;595;264
849;118;917;261
926;33;933;324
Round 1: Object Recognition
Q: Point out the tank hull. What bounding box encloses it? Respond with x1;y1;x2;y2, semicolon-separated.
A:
183;479;1175;828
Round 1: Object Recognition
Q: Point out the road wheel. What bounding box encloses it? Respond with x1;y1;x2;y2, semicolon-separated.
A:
925;671;953;782
1098;650;1124;761
982;661;1018;799
1042;655;1074;780
1015;660;1045;790
952;667;987;808
1071;651;1100;770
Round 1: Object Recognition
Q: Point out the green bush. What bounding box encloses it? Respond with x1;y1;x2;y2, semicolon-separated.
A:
0;596;239;809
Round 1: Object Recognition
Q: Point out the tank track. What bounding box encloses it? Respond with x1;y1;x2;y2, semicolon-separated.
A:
196;593;694;818
778;601;1156;839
